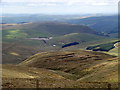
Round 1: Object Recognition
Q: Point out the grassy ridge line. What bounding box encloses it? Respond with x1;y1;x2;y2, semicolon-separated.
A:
19;50;118;82
66;15;118;35
2;50;118;88
2;22;97;36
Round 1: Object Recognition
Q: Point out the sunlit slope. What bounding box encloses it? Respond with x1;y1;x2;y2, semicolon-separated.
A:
86;40;119;56
2;64;76;88
19;50;118;82
77;58;118;82
2;64;66;79
107;48;118;56
2;50;118;88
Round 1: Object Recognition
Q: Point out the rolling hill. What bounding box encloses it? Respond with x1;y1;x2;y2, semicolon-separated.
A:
66;15;118;37
2;22;115;64
1;13;118;89
2;42;41;64
2;21;118;87
2;22;98;36
2;50;118;88
2;14;118;37
1;14;94;24
86;40;120;52
86;40;120;56
19;50;117;81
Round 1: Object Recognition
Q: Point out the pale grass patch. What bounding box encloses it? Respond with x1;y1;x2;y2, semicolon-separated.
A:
10;52;19;56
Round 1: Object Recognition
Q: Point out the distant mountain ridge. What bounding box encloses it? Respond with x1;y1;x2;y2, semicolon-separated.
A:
66;15;118;35
3;22;98;36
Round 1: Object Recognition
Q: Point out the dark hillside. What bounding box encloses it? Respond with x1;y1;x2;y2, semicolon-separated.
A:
67;15;118;35
3;22;98;36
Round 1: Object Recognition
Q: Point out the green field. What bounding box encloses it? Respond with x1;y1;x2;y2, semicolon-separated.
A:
2;22;116;63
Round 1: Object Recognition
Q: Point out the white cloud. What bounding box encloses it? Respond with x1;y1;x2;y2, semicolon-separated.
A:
2;0;65;2
67;1;73;6
1;0;118;14
2;0;119;3
27;3;57;7
92;2;109;6
1;0;119;7
27;3;37;7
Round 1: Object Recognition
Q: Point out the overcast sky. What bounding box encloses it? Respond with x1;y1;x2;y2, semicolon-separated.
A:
0;0;119;15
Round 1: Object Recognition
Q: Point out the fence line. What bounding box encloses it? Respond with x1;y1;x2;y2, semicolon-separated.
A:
2;78;117;89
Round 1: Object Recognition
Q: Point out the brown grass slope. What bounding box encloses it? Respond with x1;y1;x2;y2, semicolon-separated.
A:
3;64;117;88
2;50;118;88
2;64;75;88
19;50;118;82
